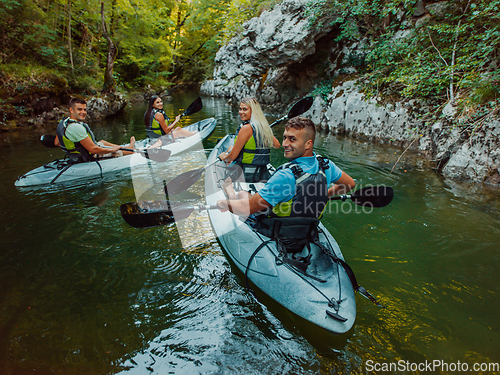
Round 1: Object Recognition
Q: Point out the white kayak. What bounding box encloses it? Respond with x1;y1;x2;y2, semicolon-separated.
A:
15;118;216;187
205;134;357;334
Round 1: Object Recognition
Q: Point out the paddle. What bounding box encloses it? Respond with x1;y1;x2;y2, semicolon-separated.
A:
120;201;218;228
40;135;171;162
121;186;394;228
163;158;222;196
180;96;203;117
329;186;394;208
269;96;314;128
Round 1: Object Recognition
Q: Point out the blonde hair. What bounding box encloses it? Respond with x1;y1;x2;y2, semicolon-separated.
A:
241;97;274;148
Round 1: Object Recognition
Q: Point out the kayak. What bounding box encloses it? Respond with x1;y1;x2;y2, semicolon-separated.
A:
204;134;356;334
15;118;217;187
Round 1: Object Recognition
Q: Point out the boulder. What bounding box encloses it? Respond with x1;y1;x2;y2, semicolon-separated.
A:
86;92;127;121
201;0;500;185
201;0;339;100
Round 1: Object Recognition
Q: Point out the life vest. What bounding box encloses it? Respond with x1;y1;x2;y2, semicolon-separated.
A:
254;156;331;252
269;156;330;218
56;117;96;162
234;121;270;166
145;108;170;138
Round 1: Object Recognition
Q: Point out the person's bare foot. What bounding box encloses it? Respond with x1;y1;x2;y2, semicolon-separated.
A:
130;136;136;149
149;139;162;149
222;177;236;198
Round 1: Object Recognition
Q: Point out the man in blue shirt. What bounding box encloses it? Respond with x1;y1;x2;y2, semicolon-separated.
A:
217;117;355;216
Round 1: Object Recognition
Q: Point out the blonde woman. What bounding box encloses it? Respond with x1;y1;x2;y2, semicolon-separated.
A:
220;97;280;182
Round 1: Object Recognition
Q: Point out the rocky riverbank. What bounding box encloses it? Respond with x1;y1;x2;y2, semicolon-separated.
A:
305;81;500;184
0;91;128;132
200;0;499;185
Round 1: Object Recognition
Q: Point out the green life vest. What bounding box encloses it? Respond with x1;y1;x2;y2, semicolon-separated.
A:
234;122;270;166
56;117;96;162
145;109;169;138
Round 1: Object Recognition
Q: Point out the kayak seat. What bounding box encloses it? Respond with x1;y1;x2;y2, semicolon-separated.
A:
147;132;175;144
146;129;161;139
255;216;320;254
241;165;271;183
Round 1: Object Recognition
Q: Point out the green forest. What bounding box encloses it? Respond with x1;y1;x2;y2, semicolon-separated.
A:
0;0;279;126
1;0;279;88
1;0;499;129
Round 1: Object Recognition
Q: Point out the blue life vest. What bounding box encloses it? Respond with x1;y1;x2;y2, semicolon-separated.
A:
268;156;330;218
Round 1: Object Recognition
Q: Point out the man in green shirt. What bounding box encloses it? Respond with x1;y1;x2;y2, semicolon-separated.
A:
55;98;136;161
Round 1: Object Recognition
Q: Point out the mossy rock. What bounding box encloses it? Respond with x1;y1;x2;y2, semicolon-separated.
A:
0;104;18;120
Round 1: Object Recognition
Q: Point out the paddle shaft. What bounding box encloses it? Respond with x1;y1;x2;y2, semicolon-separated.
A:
120;201;219;228
269;114;288;128
329;194;353;202
190;204;219;212
328;186;394;208
163;157;221;195
122;185;393;228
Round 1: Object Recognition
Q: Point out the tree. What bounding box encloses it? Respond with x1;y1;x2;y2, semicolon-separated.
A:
101;0;117;92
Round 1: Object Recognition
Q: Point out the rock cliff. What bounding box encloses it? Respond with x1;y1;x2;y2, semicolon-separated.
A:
201;0;499;185
201;0;343;105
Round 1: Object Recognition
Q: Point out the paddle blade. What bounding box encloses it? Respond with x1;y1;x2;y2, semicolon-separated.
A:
181;97;203;117
164;167;204;195
120;201;175;228
287;97;313;118
120;201;197;228
125;148;171;162
41;135;58;148
351;186;394;207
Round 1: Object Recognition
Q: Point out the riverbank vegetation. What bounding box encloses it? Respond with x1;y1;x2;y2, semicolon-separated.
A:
0;0;279;126
306;0;499;129
1;0;498;131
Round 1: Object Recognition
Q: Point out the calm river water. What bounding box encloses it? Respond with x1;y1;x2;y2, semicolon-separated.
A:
1;92;499;374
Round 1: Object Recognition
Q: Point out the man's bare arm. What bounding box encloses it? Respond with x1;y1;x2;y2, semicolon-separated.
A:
328;172;356;197
217;193;271;216
80;137;120;155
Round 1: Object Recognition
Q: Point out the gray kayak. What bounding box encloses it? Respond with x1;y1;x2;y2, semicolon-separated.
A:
15;118;216;187
205;134;356;334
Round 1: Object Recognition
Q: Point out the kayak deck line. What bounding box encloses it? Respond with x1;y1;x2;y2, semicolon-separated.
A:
249;218;349;318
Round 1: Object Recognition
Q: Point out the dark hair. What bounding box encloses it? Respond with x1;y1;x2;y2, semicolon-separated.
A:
285;117;316;142
69;97;86;108
144;95;160;127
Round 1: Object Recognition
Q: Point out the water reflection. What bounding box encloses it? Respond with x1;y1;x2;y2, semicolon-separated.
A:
0;94;499;373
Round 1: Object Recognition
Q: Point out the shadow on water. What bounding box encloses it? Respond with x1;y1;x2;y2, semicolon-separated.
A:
0;93;499;374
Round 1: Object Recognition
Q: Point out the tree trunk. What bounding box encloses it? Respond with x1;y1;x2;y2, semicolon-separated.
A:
67;0;74;73
101;1;117;93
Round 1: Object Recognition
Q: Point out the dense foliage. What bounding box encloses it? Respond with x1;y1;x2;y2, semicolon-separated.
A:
0;0;279;94
306;0;499;126
1;0;498;128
